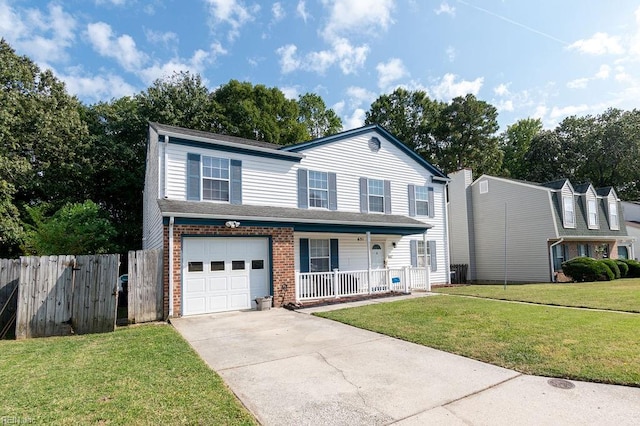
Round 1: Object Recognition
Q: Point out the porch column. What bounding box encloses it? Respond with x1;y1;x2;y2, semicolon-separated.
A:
367;231;372;294
423;231;431;291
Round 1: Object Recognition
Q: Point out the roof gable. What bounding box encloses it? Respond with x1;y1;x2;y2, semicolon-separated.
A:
280;124;448;179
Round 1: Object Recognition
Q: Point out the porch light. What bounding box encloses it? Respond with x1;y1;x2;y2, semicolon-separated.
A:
225;221;241;228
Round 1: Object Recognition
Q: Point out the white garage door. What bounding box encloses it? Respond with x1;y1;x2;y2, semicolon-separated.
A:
182;237;270;315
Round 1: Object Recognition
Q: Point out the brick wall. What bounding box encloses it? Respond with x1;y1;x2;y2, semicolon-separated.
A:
163;224;295;317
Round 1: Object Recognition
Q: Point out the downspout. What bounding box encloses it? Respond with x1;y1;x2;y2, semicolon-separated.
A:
443;181;451;285
423;231;430;291
168;216;175;317
366;231;372;294
549;238;564;283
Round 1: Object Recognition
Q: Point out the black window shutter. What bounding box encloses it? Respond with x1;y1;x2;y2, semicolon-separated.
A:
330;239;339;270
328;172;337;211
428;187;435;218
297;169;308;209
410;240;418;267
186;153;201;201
384;180;392;214
299;238;310;273
408;184;416;217
429;240;437;271
359;177;368;213
230;159;242;205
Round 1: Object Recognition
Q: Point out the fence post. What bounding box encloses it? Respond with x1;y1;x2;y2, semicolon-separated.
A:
333;269;339;298
403;266;409;293
295;272;299;302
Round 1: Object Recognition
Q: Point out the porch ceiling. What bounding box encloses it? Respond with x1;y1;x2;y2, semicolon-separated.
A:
158;199;432;235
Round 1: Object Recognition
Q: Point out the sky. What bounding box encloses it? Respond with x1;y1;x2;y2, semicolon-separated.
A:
3;0;640;132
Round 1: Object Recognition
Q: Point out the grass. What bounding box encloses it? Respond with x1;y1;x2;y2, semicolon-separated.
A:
316;296;640;386
434;278;640;313
0;324;256;425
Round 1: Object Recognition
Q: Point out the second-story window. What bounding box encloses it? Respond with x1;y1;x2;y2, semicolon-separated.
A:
202;156;229;201
609;202;619;230
562;195;575;228
587;199;598;228
308;170;329;208
415;186;429;216
368;179;384;213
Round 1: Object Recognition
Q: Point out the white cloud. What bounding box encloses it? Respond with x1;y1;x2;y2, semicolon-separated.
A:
595;64;611;79
532;105;548;120
296;0;309;22
276;44;301;73
272;2;285;21
145;29;178;47
549;104;591;120
321;0;394;41
87;22;147;71
434;2;455;17
568;32;624;55
493;83;510;96
346;86;377;107
343;107;366;130
495;99;514;112
279;85;299;100
138;49;211;84
95;0;128;5
277;38;369;75
376;58;408;89
566;77;589;89
204;0;259;40
61;71;137;102
431;73;483;101
445;45;455;62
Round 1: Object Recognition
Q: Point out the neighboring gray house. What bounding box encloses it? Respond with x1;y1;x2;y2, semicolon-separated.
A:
621;201;640;260
448;169;633;283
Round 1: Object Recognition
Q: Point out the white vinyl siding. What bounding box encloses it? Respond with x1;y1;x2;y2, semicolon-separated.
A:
142;127;163;249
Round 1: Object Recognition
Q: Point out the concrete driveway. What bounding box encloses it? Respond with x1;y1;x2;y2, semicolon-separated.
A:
171;304;640;425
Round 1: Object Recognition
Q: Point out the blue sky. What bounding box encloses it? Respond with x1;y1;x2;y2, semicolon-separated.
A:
3;0;640;132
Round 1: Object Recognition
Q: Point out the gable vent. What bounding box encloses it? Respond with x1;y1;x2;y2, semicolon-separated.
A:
479;180;489;194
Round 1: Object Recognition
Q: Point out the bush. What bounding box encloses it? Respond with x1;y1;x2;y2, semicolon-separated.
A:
601;259;621;279
620;259;640;278
562;257;614;282
616;260;629;278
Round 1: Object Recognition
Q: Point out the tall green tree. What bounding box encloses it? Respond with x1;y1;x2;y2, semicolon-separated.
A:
297;93;342;138
212;80;308;144
522;130;565;183
433;94;502;175
499;118;542;179
365;88;443;157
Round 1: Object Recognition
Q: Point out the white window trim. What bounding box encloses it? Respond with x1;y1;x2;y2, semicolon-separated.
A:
308;170;329;209
202;156;230;202
562;195;576;228
479;180;489;194
309;239;331;272
414;186;429;217
417;240;431;268
587;199;599;229
368;178;385;214
609;202;619;230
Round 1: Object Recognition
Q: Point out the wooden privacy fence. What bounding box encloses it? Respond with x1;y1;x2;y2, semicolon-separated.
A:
0;259;20;338
15;254;119;339
450;264;469;284
128;249;163;323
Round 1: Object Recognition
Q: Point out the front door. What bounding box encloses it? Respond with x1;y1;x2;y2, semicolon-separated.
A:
371;243;386;290
371;243;385;269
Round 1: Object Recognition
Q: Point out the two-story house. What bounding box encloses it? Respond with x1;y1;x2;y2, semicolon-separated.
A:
448;169;632;283
143;122;450;317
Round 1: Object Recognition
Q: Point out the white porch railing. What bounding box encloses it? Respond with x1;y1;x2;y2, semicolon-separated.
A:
296;267;429;302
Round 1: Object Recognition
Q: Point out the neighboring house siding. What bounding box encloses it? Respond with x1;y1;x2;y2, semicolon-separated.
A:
448;170;474;274
471;177;556;282
142;127;163;249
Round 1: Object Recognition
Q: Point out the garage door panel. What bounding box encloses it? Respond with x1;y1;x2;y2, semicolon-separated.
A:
209;277;229;292
230;276;249;290
210;296;231;311
229;294;249;309
184;297;206;315
185;278;206;293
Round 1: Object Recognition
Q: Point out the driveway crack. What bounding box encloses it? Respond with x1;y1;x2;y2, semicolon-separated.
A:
317;351;369;408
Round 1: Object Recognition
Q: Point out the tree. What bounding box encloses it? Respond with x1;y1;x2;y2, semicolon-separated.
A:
522;130;565;183
24;201;118;255
212;80;308;144
365;88;443;156
297;93;342;138
499;118;542;179
433;94;502;175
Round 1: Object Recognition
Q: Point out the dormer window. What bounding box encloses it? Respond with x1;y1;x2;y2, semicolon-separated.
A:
609;202;619;230
587;199;598;229
562;195;575;228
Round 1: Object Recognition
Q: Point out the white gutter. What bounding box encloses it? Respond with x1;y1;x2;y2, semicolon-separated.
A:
168;216;175;317
548;238;564;283
443;181;451;285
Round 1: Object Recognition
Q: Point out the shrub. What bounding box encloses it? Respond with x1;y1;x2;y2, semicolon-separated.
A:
601;259;621;279
620;259;640;278
562;257;614;282
616;260;629;278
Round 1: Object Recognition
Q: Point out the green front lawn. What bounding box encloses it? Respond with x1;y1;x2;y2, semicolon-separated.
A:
316;296;640;386
434;279;640;312
0;324;256;425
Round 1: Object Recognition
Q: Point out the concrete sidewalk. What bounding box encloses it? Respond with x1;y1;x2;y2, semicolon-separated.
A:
171;300;640;425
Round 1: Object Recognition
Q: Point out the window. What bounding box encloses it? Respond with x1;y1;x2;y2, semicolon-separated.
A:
609;202;619;230
416;241;431;268
309;239;330;272
415;186;429;216
587;199;598;228
188;262;203;272
562;195;575;228
210;261;225;271
231;260;245;270
618;246;629;260
202;156;229;201
308;170;328;208
251;260;264;269
552;244;568;270
577;244;590;257
368;179;384;213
